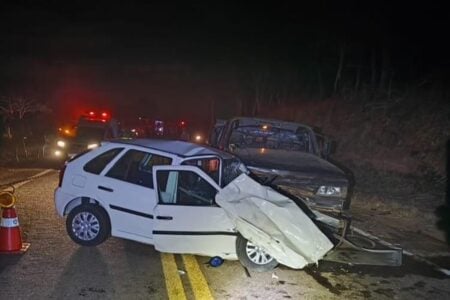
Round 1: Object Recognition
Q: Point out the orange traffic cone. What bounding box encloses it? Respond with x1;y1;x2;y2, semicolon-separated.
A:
0;190;30;254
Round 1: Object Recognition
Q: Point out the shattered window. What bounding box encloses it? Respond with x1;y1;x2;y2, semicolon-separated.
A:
221;158;247;187
230;125;312;153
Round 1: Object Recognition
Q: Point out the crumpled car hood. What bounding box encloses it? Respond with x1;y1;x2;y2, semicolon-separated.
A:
216;174;334;269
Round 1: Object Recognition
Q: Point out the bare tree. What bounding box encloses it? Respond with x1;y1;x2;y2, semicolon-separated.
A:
0;97;50;138
0;97;50;161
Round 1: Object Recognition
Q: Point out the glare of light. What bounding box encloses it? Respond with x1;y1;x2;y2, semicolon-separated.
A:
131;129;136;132
262;125;268;130
180;121;185;126
58;127;62;131
87;143;99;149
260;148;266;154
101;112;108;118
57;140;66;148
64;129;70;134
54;150;62;156
195;135;203;142
89;111;95;116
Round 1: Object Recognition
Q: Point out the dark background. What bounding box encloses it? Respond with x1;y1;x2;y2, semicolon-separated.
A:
1;1;448;124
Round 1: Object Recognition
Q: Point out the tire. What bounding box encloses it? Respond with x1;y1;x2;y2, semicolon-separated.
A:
236;234;278;272
66;204;110;246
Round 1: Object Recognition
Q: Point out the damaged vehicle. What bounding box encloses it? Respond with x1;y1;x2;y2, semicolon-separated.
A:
54;139;401;271
210;117;351;213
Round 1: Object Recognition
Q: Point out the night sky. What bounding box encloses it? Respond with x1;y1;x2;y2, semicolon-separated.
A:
0;1;449;124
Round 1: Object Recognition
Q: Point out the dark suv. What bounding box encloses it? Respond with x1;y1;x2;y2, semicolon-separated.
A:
210;117;350;213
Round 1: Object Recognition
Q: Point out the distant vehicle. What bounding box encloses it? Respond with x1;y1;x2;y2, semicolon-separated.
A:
53;111;120;159
210;117;351;213
129;117;207;143
54;139;401;271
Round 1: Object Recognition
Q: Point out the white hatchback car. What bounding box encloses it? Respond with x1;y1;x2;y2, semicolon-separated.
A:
54;139;279;271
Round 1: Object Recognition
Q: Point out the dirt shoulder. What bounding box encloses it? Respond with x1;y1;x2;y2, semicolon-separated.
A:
347;163;449;257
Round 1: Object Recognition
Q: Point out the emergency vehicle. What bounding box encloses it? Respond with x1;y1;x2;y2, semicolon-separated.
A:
54;111;120;159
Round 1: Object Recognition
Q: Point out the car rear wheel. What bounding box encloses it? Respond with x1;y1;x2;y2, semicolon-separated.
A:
66;204;110;246
236;234;278;272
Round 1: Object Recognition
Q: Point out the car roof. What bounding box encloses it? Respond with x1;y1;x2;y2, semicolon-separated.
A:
228;117;313;131
109;138;235;159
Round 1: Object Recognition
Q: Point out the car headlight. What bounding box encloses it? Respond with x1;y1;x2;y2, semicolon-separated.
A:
316;186;347;197
87;143;99;149
57;140;66;148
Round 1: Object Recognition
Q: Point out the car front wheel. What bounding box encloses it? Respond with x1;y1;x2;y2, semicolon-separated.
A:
236;234;278;272
66;204;110;246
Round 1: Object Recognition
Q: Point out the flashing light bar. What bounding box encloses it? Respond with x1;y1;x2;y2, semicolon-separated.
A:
82;110;111;122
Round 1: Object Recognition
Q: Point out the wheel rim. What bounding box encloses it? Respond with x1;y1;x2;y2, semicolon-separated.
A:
245;241;274;265
72;212;100;241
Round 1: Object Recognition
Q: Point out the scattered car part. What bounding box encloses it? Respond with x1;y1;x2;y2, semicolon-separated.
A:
209;256;224;267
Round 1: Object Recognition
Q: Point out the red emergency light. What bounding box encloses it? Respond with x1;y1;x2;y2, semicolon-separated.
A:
82;110;111;122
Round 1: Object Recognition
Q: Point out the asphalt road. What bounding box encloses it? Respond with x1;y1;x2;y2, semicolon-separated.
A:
1;170;449;299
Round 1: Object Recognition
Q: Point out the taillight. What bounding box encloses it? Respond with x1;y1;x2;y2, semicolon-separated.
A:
58;164;67;187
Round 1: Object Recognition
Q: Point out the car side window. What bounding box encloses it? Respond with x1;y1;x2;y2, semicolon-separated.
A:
157;170;217;206
106;149;172;188
83;148;124;174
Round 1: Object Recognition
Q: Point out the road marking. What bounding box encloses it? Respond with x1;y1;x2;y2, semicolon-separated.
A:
182;254;214;300
161;253;187;300
2;169;55;190
29;169;53;179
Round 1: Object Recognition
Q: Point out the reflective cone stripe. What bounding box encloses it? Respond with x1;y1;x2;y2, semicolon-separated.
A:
1;217;19;227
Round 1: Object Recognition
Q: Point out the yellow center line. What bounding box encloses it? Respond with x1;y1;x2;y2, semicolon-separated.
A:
182;255;214;300
161;253;187;300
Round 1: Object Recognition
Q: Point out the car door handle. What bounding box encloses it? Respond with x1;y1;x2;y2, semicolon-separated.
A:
156;216;173;220
98;186;114;192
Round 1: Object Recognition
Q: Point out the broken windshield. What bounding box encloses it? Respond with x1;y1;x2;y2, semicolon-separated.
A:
229;125;314;153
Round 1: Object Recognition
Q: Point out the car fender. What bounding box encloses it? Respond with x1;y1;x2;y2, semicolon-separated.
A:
64;196;109;217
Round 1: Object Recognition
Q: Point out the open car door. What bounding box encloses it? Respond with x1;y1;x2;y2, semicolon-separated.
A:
151;165;237;259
